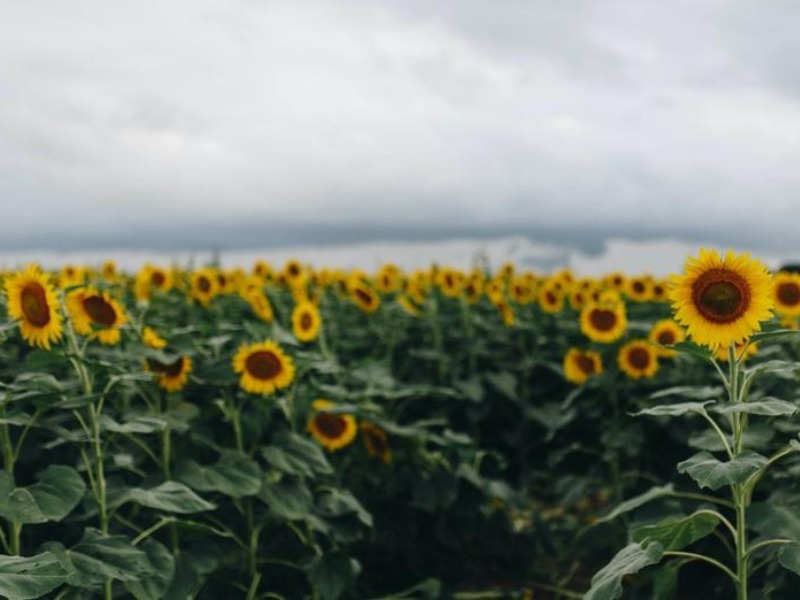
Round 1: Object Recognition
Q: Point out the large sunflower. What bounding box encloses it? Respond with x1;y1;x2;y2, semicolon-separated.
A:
361;421;392;464
4;265;63;349
307;399;357;452
146;356;193;392
292;301;322;342
67;288;128;345
563;348;602;385
618;340;659;380
648;319;685;357
233;340;295;395
580;299;627;343
670;249;773;349
773;271;800;317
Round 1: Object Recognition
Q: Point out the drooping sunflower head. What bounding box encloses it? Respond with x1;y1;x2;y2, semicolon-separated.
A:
580;300;627;343
648;319;686;357
397;295;421;317
4;265;64;349
563;348;603;385
307;399;358;452
232;340;295;395
66;288;128;345
618;340;659;380
142;326;167;349
361;422;392;464
350;282;380;313
292;301;322;342
670;249;773;349
146;356;193;392
773;271;800;317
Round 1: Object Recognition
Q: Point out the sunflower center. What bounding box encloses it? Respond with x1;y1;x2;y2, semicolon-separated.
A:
589;308;617;332
354;288;374;307
575;354;597;375
364;428;389;454
777;282;800;307
657;330;676;345
545;291;557;305
693;270;750;323
198;276;211;293
628;348;651;370
151;271;166;287
632;281;645;294
314;412;347;439
299;312;313;331
82;296;117;327
246;351;283;380
20;283;51;327
164;358;185;377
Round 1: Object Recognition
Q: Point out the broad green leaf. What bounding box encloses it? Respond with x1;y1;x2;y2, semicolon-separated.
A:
670;341;712;360
317;488;373;527
635;402;714;417
176;452;262;498
584;541;664;600
688;424;774;452
0;466;86;524
632;512;720;551
677;451;767;491
258;477;313;520
652;561;682;600
305;552;358;600
115;481;216;514
597;485;674;523
715;398;797;417
0;552;70;599
751;329;800;343
524;403;576;436
484;372;517;401
749;502;800;540
100;415;169;434
745;360;800;378
649;386;722;401
261;431;333;477
777;542;800;575
124;540;176;600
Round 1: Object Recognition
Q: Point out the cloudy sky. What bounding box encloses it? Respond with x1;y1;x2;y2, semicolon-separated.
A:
2;0;800;255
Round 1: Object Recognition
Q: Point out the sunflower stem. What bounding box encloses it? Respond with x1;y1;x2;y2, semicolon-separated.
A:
727;343;748;600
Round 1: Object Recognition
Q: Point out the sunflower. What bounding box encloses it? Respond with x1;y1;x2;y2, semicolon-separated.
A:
773;271;800;317
142;326;167;349
145;356;192;392
463;277;484;304
436;268;464;298
603;272;627;293
563;348;602;385
714;341;758;363
670;249;773;349
4;265;64;349
397;295;421;317
245;291;274;323
618;340;659;380
253;260;274;281
292;301;322;342
361;422;392;464
190;268;220;307
648;319;685;357
539;282;564;314
651;280;669;302
135;265;173;301
376;263;403;294
626;276;653;303
233;340;295;395
580;299;627;343
350;282;380;313
59;264;86;289
100;260;118;282
282;260;305;286
307;399;358;452
67;288;128;345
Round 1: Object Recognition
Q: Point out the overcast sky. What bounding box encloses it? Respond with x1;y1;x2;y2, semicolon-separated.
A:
2;0;800;254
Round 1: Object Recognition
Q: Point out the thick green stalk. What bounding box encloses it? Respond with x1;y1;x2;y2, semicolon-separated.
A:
728;344;748;600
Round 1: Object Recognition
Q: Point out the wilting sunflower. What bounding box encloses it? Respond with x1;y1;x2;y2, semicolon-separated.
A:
350;282;380;313
618;340;659;380
146;356;193;392
233;340;295;395
245;291;274;323
142;326;167;349
670;249;773;349
361;422;392;464
714;341;758;363
648;319;685;357
190;268;220;307
563;348;603;385
4;265;63;349
580;299;627;343
773;271;800;317
292;301;322;342
307;399;358;452
67;288;128;345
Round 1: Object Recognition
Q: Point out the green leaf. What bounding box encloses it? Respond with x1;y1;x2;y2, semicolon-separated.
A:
317;488;373;527
749;502;800;540
745;360;800;378
597;485;674;523
305;552;358;600
632;512;720;551
584;541;664;600
688;423;774;452
777;542;800;575
0;552;70;599
652;561;682;600
115;481;216;514
0;466;86;524
750;329;800;343
635;402;714;417
677;451;767;491
176;452;262;498
100;415;169;434
261;431;333;477
649;386;722;401
258;477;313;520
670;341;712;360
715;398;797;417
124;540;176;600
484;372;517;401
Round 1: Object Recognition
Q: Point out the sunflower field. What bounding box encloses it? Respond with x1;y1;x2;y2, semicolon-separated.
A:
0;251;800;599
